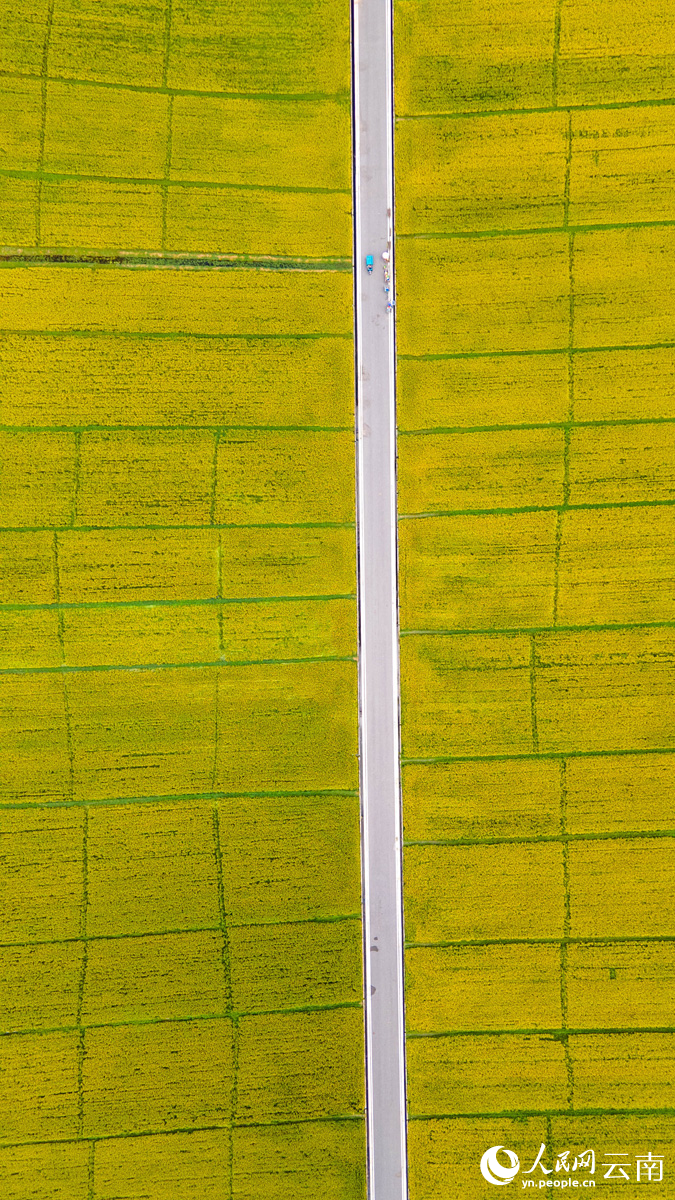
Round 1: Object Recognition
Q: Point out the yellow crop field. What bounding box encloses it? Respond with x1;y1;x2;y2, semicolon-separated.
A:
405;843;564;944
557;0;675;106
236;1007;363;1122
167;0;350;96
394;0;557;115
219;793;361;924
0;333;354;427
398;426;564;513
0;0;362;1188
399;511;558;630
406;943;561;1033
402;757;562;841
396;111;567;235
397;233;569;356
233;1121;366;1200
166;185;352;258
397;352;569;431
171;96;351;192
400;633;534;758
396;0;675;1167
0;266;353;336
215;429;354;524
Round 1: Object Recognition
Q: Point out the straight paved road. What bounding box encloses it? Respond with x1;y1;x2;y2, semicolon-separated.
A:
352;1;408;1197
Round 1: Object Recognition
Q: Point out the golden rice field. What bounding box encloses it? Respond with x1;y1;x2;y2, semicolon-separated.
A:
0;0;364;1191
395;0;675;1193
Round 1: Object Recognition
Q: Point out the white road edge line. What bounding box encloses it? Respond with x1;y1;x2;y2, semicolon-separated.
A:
352;0;408;1195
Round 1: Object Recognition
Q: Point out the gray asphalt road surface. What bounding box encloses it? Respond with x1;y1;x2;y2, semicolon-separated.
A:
352;0;408;1196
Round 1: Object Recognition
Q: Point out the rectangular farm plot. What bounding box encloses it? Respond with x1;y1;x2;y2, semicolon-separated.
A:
229;918;362;1013
171;96;351;192
569;1032;675;1111
236;1007;363;1123
75;429;215;526
215;430;354;524
555;506;675;626
557;0;675;107
0;808;84;944
82;1018;235;1137
0;673;71;805
0;0;51;74
407;1117;547;1200
219;597;355;663
396;110;567;235
86;801;220;938
573;346;675;424
407;1032;568;1117
405;943;561;1033
165;184;352;259
397;351;569;432
404;842;564;943
0;607;61;670
394;0;557;115
0;531;58;605
68;665;217;801
0;266;353;337
62;602;221;669
570;106;675;227
574;225;675;350
82;930;228;1025
0;430;78;527
534;628;675;754
55;528;219;603
167;0;350;96
0;77;42;172
399;512;558;631
567;421;675;505
1;1030;80;1143
218;793;361;925
0;1141;90;1200
403;756;562;842
565;752;675;834
398;426;565;513
47;0;167;88
1;941;82;1034
213;659;357;793
567;941;675;1029
44;80;169;180
397;233;569;356
400;633;535;757
568;837;675;938
94;1131;229;1200
0;176;38;246
40;178;163;253
233;1121;366;1200
0;334;354;428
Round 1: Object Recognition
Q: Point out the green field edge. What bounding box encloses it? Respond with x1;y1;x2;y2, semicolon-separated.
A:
406;935;675;949
398;498;675;520
0;520;356;532
0;594;356;614
0;654;357;677
0;66;351;104
404;828;675;848
406;1026;675;1040
400;620;675;638
397;219;675;241
398;341;675;362
398;416;675;436
0;1112;365;1152
0;249;352;272
0;787;359;812
401;747;675;765
0;1000;363;1042
0;914;362;949
407;1107;675;1121
395;95;675;121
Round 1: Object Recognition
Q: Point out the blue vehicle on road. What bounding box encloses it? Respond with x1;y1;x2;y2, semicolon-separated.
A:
366;254;374;273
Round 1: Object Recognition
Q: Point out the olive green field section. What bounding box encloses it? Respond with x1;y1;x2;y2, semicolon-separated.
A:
0;267;363;1191
0;0;352;257
394;0;675;1180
